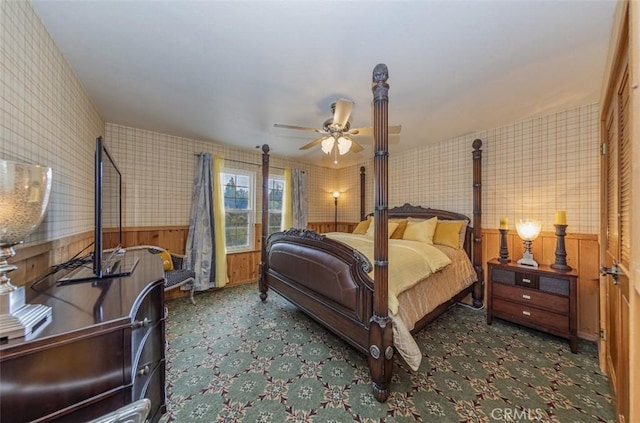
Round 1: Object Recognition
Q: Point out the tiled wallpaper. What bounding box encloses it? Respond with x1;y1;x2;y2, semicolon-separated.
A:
0;1;103;243
2;0;600;252
340;104;599;234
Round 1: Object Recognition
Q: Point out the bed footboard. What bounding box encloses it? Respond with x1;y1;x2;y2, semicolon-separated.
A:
261;228;375;353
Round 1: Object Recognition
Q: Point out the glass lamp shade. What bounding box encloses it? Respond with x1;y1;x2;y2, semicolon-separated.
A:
515;219;541;241
515;219;541;267
0;160;53;247
0;160;53;340
336;136;352;155
320;137;334;154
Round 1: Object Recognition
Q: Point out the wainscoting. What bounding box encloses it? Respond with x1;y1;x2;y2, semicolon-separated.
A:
10;223;599;340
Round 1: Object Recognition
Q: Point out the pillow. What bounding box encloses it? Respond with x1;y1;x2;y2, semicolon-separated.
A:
433;220;465;249
352;219;371;235
155;250;174;271
365;220;399;238
402;217;437;244
390;219;408;239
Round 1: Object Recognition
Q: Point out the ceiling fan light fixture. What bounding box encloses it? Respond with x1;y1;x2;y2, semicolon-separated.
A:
321;136;334;155
337;136;352;155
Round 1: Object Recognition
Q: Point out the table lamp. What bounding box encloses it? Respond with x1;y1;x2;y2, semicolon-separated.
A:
0;159;53;339
515;219;541;267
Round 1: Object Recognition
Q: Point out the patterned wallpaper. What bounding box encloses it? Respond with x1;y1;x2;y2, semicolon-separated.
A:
2;1;600;252
0;1;103;243
105;124;339;227
340;104;599;235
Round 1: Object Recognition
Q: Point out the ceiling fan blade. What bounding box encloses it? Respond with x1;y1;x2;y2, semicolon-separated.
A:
299;136;327;150
332;99;354;128
389;125;402;134
274;123;324;133
349;124;402;136
348;127;373;136
350;139;364;153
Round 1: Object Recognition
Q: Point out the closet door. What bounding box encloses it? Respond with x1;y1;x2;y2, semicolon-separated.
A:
601;30;631;423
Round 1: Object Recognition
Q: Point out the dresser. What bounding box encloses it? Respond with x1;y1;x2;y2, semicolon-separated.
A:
0;250;166;423
486;258;579;353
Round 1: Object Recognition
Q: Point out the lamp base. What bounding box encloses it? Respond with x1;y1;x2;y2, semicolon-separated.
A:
0;286;52;340
517;251;539;267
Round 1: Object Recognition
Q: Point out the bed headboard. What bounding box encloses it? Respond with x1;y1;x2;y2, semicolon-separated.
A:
367;203;473;259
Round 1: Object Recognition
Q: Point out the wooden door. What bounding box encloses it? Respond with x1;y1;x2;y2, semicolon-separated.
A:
601;33;631;423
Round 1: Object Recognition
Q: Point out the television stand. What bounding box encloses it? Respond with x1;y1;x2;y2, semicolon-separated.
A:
57;254;139;285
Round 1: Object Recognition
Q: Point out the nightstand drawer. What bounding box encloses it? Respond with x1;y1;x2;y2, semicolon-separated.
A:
515;272;538;289
492;267;515;285
493;283;569;314
493;298;569;333
539;276;570;296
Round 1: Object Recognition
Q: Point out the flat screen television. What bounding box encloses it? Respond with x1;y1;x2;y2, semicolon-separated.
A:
58;136;138;284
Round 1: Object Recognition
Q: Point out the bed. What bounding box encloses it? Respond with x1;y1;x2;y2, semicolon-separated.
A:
258;64;484;402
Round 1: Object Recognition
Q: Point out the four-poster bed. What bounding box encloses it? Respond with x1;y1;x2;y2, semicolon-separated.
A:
258;64;483;402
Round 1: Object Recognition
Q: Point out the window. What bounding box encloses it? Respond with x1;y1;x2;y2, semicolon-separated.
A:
267;177;285;234
221;170;253;251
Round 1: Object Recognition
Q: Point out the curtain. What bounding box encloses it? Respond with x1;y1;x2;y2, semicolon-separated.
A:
292;168;308;229
282;167;293;230
213;155;228;287
185;153;215;291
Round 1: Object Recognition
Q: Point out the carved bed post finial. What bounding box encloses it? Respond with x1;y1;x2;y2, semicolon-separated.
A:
472;139;483;308
259;144;270;301
369;63;393;403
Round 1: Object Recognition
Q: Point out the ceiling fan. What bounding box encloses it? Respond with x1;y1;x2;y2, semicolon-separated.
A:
274;99;401;163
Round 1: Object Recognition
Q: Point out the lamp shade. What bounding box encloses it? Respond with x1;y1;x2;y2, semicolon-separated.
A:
336;136;352;155
321;137;334;154
0;160;52;245
515;219;541;241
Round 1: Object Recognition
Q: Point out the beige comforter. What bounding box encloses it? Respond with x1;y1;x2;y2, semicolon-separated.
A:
326;233;452;314
326;232;477;371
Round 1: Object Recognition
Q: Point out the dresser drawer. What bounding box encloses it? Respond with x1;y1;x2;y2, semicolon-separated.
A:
515;272;538;289
491;267;515;285
493;283;569;314
134;321;163;373
493;298;569;333
539;275;570;296
133;284;163;328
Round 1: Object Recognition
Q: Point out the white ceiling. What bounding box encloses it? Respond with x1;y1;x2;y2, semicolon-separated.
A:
31;0;617;168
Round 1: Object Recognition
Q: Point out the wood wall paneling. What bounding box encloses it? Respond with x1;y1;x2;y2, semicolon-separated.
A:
11;225;599;341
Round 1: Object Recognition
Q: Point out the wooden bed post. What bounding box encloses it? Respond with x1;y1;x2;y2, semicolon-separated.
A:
370;63;393;402
472;139;483;307
360;166;366;221
259;144;270;301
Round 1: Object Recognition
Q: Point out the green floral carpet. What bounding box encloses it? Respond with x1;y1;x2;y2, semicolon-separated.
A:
160;283;615;422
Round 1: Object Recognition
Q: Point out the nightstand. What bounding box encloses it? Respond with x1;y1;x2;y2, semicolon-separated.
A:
486;258;579;353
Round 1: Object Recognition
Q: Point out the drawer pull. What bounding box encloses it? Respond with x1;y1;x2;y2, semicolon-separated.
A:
522;310;531;316
522;278;531;284
133;317;151;329
522;294;531;300
137;365;150;377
